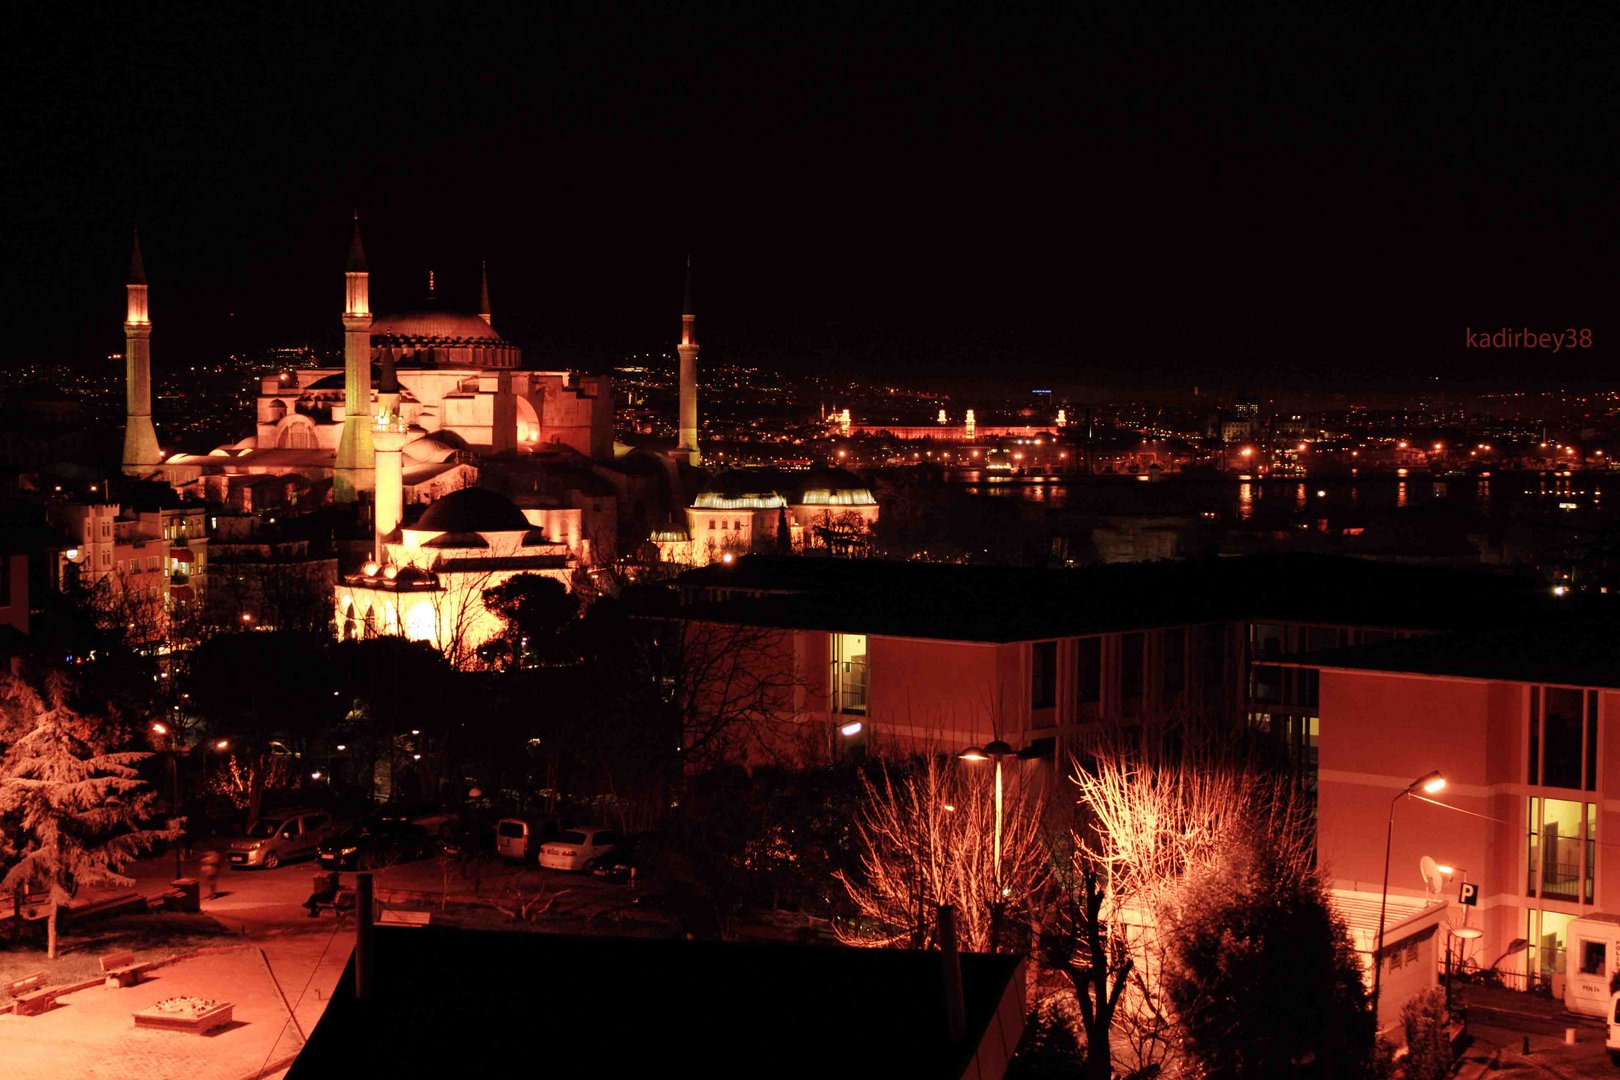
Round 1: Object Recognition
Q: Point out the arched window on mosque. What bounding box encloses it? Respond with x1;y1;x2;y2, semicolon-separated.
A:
342;603;357;641
362;606;376;639
268;399;288;423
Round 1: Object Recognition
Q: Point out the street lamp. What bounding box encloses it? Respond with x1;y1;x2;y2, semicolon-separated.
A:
959;738;1020;951
150;722;182;880
1372;769;1447;1023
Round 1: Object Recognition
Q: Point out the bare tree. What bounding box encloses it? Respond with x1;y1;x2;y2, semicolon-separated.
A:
1067;723;1314;1076
836;756;1051;952
663;618;815;771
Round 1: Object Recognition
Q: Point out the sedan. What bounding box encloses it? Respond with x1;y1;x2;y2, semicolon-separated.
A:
317;820;432;871
539;826;620;871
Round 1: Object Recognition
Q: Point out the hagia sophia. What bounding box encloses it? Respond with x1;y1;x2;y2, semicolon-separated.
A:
115;222;878;663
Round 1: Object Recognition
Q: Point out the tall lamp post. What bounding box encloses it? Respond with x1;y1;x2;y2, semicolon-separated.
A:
961;739;1035;952
150;723;183;880
1372;769;1447;1024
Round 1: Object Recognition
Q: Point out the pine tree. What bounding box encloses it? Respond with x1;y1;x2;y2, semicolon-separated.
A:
0;675;178;958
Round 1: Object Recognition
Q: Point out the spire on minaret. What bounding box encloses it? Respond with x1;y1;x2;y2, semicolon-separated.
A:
478;258;492;325
427;270;436;299
128;229;148;285
346;213;367;273
682;254;695;317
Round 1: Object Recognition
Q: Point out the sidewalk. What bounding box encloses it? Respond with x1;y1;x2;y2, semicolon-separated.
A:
0;929;351;1080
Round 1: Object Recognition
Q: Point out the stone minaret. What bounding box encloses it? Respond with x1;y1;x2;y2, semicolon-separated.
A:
334;216;375;502
121;231;162;476
373;415;408;563
478;258;492;326
676;256;700;466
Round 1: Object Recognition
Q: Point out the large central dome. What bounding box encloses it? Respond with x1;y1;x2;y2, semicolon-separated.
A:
371;310;505;343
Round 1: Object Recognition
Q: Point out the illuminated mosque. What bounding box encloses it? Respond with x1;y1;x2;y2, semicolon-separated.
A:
156;221;613;503
115;221;876;661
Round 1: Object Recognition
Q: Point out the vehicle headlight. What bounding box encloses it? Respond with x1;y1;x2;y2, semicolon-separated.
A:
341;847;357;855
248;841;263;851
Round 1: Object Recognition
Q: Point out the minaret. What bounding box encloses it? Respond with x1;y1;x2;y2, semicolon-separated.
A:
676;256;700;466
334;216;375;502
373;414;408;563
478;259;492;326
121;230;162;476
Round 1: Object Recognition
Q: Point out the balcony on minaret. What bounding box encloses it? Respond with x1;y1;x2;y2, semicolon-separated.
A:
125;285;150;326
345;273;370;318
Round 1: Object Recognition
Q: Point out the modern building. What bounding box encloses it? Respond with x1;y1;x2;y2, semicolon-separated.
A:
662;554;1559;771
1282;620;1620;1028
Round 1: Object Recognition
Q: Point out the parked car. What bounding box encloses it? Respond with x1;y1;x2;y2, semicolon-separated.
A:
589;834;643;883
539;826;620;871
379;801;462;839
227;808;333;869
317;819;432;871
495;816;566;863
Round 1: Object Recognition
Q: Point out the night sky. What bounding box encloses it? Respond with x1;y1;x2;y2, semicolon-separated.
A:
3;3;1613;391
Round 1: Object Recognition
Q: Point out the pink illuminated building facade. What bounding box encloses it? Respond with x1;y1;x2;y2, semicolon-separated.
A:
1288;623;1620;1014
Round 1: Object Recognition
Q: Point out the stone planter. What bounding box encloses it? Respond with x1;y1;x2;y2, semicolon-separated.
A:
133;1000;233;1033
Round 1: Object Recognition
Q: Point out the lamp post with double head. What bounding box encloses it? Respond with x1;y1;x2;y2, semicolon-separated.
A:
960;739;1024;952
1372;769;1447;1024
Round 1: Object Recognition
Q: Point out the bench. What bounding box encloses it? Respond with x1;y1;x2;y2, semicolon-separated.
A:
377;909;431;927
332;889;357;925
99;948;143;988
7;972;56;1016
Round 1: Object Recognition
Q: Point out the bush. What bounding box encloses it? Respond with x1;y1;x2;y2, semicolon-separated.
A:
1400;988;1452;1080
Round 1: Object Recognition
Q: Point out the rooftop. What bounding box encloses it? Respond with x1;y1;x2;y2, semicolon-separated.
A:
288;927;1024;1079
1283;618;1620;690
664;554;1574;643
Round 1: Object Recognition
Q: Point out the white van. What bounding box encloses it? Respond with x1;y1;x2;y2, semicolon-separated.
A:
1608;991;1620;1066
1564;913;1620;1017
495;816;563;862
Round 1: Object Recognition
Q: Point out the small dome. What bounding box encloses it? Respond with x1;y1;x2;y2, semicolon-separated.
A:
372;310;505;343
795;466;877;507
692;469;788;510
415;487;532;533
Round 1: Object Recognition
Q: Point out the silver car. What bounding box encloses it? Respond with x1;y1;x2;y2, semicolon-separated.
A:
227;808;332;869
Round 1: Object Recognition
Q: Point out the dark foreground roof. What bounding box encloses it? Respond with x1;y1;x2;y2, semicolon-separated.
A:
664;554;1575;643
1281;618;1620;689
288;927;1023;1079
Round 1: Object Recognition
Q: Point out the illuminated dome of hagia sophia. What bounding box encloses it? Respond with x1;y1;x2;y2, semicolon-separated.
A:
371;310;505;344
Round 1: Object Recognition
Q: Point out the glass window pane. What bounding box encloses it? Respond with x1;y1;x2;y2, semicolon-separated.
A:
1121;633;1144;710
1544;687;1583;789
1587;802;1598;905
1076;638;1101;704
1585;692;1598;792
1164;630;1185;696
1032;641;1057;709
1527;797;1540;898
1529;688;1541;785
1539;798;1583;901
